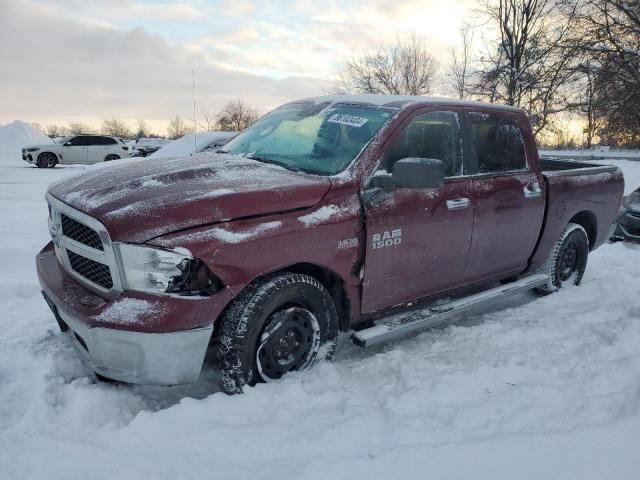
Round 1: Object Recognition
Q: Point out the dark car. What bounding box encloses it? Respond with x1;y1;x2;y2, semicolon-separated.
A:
612;187;640;243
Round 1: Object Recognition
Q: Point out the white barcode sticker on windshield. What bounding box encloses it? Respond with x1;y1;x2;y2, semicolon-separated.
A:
327;114;369;128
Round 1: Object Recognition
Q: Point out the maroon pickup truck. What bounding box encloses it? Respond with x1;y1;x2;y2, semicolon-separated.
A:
37;95;624;393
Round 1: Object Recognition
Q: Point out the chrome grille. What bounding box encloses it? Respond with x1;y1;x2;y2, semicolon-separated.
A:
46;193;122;298
67;251;113;289
61;214;104;250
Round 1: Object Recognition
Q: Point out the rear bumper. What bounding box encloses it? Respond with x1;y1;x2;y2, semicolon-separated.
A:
37;242;234;385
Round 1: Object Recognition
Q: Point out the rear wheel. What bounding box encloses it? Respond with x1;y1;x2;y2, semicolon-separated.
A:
217;273;339;394
37;152;57;168
104;154;120;162
536;222;589;294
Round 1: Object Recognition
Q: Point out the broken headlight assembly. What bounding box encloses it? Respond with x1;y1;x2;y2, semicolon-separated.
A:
115;243;221;296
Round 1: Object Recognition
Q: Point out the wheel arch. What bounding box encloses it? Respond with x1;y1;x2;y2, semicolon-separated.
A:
37;151;58;161
568;210;597;249
214;262;353;338
282;262;352;332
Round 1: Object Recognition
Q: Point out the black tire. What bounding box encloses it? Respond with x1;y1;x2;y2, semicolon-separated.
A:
536;222;589;294
37;152;57;168
104;154;120;162
217;273;339;394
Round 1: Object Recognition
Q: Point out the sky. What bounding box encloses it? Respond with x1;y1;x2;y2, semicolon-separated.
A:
0;0;475;135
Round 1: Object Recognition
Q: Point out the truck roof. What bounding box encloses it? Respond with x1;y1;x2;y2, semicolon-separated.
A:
297;94;526;113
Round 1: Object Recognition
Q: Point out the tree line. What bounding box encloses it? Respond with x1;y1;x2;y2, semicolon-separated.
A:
332;0;640;149
41;99;259;140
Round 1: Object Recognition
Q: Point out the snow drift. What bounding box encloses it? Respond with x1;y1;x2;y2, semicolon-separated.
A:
1;152;640;479
0;120;52;157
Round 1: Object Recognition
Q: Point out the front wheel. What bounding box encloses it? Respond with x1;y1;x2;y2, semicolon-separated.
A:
217;273;339;394
536;222;589;294
104;154;120;162
36;152;57;168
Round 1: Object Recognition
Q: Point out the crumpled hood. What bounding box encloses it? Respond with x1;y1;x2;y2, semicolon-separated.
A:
48;153;331;243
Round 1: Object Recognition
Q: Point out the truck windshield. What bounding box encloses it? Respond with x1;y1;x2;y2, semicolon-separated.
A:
222;102;397;175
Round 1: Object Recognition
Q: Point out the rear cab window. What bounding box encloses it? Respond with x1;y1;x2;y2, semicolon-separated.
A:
467;112;527;174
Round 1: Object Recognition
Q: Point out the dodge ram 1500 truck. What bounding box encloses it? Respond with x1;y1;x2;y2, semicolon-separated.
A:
37;95;625;393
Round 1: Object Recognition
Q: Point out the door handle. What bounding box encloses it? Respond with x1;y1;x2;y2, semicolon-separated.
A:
446;198;470;210
523;182;542;198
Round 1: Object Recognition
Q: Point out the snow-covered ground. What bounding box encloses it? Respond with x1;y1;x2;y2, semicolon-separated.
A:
1;152;640;480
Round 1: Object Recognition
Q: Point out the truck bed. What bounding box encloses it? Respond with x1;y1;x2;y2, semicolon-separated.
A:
540;157;616;174
528;158;624;270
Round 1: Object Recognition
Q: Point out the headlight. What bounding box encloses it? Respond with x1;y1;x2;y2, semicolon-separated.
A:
115;243;221;296
625;191;640;209
25;147;40;152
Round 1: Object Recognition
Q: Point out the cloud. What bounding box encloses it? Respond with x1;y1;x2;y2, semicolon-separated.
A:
0;0;328;131
0;0;477;132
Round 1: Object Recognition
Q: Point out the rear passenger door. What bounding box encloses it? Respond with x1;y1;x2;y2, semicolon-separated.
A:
463;109;545;283
361;108;475;313
88;136;116;163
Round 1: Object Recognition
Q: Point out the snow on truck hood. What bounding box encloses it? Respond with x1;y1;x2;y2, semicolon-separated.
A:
47;153;331;243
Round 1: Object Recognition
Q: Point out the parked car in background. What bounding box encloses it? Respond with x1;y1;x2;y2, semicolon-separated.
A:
23;134;129;168
129;137;170;158
611;186;640;243
37;95;624;394
147;131;236;160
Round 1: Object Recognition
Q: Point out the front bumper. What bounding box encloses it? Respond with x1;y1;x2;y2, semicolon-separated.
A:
37;242;234;385
43;291;212;384
22;151;35;164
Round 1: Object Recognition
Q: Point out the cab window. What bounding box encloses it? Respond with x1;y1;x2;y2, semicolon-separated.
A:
380;111;463;177
468;112;526;174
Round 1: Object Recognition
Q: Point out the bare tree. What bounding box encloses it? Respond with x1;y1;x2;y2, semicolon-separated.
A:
135;120;150;139
571;0;640;147
68;122;93;134
216;100;258;132
473;0;581;133
46;125;67;138
199;107;217;131
447;24;475;99
102;117;132;138
571;63;606;148
333;34;439;96
167;115;194;139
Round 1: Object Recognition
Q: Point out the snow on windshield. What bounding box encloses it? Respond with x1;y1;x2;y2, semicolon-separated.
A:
223;102;397;175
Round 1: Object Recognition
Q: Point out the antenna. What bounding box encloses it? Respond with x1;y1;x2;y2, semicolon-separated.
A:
192;69;197;154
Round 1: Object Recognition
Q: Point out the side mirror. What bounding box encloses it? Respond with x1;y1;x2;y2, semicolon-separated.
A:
392;158;445;189
64;142;72;146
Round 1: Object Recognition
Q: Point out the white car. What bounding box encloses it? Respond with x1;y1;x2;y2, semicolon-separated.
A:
146;131;236;160
22;134;129;168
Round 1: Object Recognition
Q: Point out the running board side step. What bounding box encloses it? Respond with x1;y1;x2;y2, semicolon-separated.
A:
352;274;549;348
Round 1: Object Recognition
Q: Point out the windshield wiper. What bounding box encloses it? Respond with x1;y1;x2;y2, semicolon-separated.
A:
246;155;305;173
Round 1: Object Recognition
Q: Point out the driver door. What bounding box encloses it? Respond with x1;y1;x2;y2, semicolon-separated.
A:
361;109;475;314
62;136;89;163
